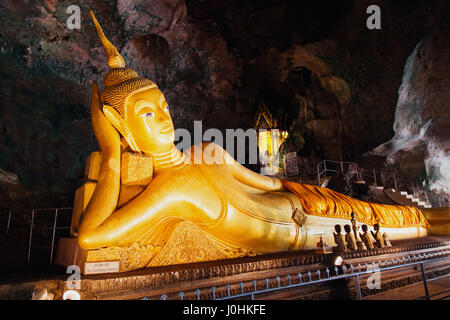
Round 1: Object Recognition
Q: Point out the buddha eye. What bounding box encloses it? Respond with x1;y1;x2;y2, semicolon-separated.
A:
144;112;155;118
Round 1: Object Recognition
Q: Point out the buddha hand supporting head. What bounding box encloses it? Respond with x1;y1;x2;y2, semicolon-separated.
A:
90;11;174;155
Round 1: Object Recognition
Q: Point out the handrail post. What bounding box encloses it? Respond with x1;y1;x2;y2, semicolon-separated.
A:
355;274;362;300
6;210;12;233
211;287;216;300
317;162;321;185
420;263;430;300
27;209;35;263
50;208;58;263
373;169;377;186
393;173;398;191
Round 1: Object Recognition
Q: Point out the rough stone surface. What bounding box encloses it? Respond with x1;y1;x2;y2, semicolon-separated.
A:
0;0;448;206
371;30;450;198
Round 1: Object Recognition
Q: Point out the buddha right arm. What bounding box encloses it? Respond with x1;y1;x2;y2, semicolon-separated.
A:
78;82;121;234
209;143;284;191
229;158;284;191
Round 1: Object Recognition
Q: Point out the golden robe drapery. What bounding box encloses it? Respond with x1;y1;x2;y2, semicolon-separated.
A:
282;181;430;229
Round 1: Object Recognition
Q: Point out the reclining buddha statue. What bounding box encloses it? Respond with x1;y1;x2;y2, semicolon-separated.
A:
68;12;430;272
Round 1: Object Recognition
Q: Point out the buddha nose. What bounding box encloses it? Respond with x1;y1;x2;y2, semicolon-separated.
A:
158;115;170;123
158;112;171;123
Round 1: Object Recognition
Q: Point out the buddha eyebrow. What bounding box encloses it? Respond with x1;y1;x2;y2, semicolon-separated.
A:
135;100;156;112
158;93;166;105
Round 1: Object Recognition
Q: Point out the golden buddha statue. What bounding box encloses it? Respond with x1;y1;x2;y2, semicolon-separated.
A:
332;225;348;252
360;224;375;250
344;225;358;251
371;224;385;248
68;12;430;272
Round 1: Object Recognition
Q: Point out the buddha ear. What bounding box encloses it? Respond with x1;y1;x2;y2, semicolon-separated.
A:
103;105;126;136
103;105;141;153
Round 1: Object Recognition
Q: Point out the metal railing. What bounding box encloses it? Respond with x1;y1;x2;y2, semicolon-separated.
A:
1;207;72;263
153;251;450;300
317;160;361;185
315;159;450;208
422;189;449;208
317;160;400;190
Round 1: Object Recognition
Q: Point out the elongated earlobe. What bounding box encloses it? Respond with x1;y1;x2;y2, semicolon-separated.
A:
103;105;141;153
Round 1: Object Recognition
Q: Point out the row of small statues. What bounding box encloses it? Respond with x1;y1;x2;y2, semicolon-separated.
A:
331;212;392;252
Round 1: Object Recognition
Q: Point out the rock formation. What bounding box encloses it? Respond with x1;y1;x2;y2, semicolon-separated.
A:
371;29;450;199
0;0;448;206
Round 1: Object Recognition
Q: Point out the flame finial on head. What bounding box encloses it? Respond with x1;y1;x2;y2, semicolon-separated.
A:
90;10;125;68
89;10;157;120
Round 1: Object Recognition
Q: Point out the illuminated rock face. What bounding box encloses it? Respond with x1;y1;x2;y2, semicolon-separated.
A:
0;0;244;206
372;30;450;198
0;0;447;206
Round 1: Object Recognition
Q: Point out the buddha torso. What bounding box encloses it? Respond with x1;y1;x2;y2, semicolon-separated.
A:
360;232;374;249
333;233;347;250
373;231;385;248
345;233;357;251
78;143;303;253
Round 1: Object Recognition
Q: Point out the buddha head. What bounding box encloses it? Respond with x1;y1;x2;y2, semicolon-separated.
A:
90;11;174;155
344;224;351;234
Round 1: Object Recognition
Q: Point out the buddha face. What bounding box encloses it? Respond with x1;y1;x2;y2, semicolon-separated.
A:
125;88;174;154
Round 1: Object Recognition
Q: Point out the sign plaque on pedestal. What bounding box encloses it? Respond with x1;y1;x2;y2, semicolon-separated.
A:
84;261;120;275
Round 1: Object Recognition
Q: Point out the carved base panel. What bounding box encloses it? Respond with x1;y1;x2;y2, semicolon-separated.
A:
56;221;250;274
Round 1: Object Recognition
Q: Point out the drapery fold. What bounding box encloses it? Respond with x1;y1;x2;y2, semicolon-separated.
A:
282;181;430;229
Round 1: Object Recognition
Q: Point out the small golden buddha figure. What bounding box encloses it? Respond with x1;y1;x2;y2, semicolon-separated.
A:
332;225;347;252
316;236;324;248
360;224;375;250
68;12;430;271
383;232;392;247
344;224;358;251
351;212;367;250
315;235;325;254
371;224;385;248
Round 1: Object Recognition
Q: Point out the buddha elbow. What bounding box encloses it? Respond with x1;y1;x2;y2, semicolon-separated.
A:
78;231;100;250
78;227;118;249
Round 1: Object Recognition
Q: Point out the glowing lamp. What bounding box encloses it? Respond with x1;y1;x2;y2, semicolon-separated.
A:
63;290;81;300
333;255;344;267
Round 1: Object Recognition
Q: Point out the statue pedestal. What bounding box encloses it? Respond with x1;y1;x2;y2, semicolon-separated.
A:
55;237;155;274
356;240;367;251
55;221;250;274
54;238;87;273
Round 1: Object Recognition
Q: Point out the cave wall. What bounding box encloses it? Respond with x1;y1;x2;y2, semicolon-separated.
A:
372;29;450;198
0;0;447;207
